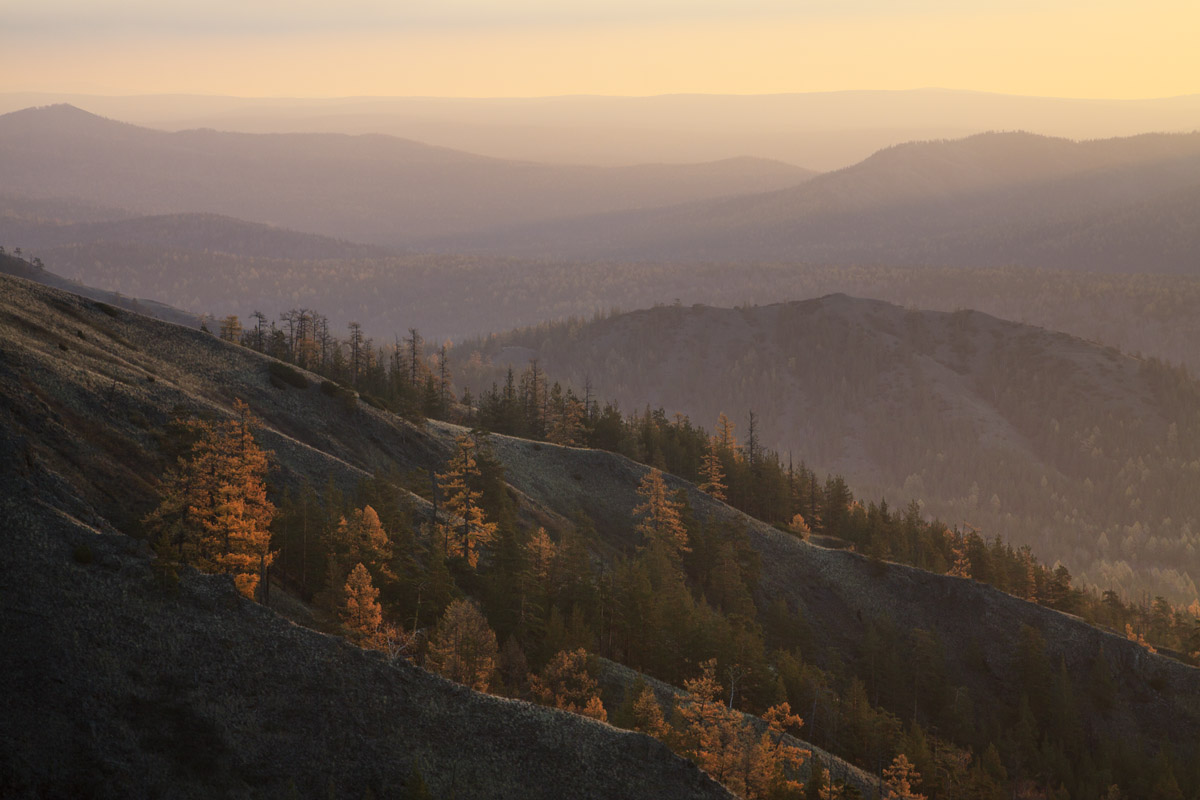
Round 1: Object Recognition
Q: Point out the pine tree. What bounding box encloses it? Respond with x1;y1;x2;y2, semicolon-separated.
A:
341;562;383;647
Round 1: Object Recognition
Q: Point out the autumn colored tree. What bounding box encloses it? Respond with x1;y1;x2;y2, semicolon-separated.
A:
218;315;242;343
144;399;275;599
946;530;971;579
530;648;608;722
634;468;690;561
341;562;383;647
426;598;498;692
699;438;729;502
884;754;926;800
437;435;497;568
716;413;738;454
631;685;670;738
675;658;749;793
331;505;393;579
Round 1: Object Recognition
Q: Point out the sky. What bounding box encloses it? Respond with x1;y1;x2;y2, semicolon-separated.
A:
3;0;1198;98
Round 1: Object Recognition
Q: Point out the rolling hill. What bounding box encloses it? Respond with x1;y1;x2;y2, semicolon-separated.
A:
457;296;1200;605
0;105;814;246
2;273;1198;797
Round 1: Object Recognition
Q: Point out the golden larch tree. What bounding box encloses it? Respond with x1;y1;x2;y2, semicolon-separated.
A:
716;413;738;454
634;468;690;560
675;660;810;800
437;435;497;568
530;648;608;722
699;437;728;501
340;562;383;647
946;530;972;579
884;753;927;800
631;686;670;739
144;399;275;599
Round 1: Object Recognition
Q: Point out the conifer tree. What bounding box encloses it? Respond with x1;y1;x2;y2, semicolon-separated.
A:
437;435;497;567
716;413;738;454
144;399;275;599
426;598;498;692
341;562;383;647
634;468;690;561
631;685;670;738
699;437;729;502
884;754;926;800
530;648;608;722
218;315;242;343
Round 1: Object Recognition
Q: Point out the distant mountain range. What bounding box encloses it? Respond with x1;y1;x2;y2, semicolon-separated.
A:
450;131;1200;272
458;295;1200;605
0;104;814;246
5;89;1200;170
5;105;1199;274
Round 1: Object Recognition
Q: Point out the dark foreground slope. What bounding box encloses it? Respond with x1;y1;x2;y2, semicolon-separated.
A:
0;500;726;799
0;274;732;799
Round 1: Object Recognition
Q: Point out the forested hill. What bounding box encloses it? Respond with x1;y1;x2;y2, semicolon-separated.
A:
3;273;1200;798
457;295;1200;606
0;104;813;245
447;130;1200;272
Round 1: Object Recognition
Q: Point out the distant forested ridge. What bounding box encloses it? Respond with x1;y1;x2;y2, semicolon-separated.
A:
454;297;1200;609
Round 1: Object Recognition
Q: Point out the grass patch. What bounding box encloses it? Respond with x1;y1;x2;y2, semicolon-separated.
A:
95;302;123;318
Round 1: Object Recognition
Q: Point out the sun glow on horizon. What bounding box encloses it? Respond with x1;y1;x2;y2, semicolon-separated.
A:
2;1;1197;100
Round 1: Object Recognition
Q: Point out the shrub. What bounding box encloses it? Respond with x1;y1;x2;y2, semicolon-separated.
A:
72;543;94;565
268;362;308;390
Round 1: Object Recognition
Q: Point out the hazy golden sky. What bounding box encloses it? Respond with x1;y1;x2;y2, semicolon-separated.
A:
3;0;1197;98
